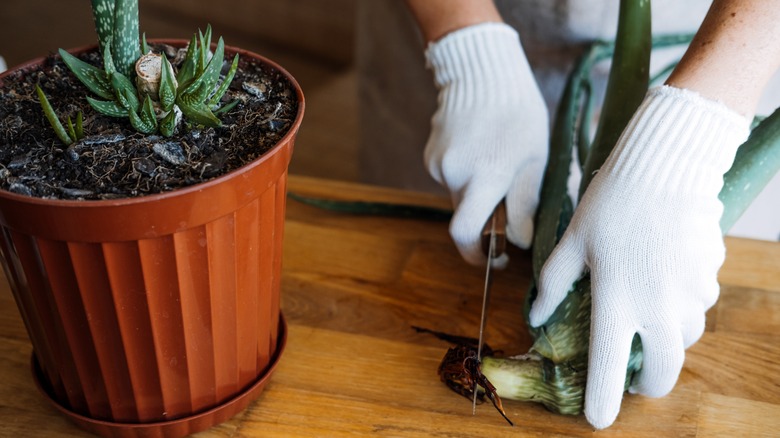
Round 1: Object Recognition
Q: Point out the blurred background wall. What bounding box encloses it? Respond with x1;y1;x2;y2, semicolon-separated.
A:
0;0;777;241
0;0;356;68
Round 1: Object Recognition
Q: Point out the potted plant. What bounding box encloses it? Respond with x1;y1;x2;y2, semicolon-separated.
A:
0;1;304;437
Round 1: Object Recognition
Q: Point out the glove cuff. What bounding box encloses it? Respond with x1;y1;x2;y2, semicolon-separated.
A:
604;85;751;196
425;22;537;109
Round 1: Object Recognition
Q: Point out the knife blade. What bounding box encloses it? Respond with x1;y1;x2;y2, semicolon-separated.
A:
472;201;507;414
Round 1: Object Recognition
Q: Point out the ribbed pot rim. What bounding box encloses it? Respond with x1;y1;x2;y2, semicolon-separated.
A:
0;40;305;242
0;39;305;209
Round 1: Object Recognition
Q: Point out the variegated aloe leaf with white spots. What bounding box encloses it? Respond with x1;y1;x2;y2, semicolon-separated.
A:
91;0;140;78
55;0;239;137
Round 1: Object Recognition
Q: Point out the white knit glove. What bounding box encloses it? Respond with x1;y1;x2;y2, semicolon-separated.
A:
529;86;750;429
424;23;549;266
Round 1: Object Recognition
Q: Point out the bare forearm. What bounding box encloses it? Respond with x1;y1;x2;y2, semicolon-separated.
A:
666;0;780;117
403;0;503;42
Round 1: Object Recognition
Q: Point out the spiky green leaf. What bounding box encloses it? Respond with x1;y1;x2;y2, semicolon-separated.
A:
66;116;77;141
141;32;149;55
177;34;199;86
209;53;239;108
177;80;207;110
35;85;73;145
102;42;116;75
197;29;206;74
141;95;157;123
59;48;113;100
179;38;225;106
91;0;115;56
129;95;158;134
159;55;177;111
179;102;221;128
118;87;139;113
159;108;178;137
128;111;154;134
112;0;141;78
197;25;212;75
75;111;84;140
111;72;139;112
87;96;128;117
213;99;239;116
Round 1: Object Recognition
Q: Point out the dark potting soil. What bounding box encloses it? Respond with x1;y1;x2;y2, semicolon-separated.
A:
0;43;298;200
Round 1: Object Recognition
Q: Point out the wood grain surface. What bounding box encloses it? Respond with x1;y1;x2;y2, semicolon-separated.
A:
0;175;778;437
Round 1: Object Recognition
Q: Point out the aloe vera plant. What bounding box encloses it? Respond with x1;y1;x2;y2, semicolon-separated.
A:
435;0;780;422
40;0;238;139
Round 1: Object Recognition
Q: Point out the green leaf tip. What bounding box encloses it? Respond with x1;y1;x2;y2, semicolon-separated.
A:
36;86;86;146
59;48;113;100
159;55;177;111
160;109;178;137
87;96;128;117
35;85;74;145
60;12;237;136
129;95;158;134
180;102;221;128
210;53;239;109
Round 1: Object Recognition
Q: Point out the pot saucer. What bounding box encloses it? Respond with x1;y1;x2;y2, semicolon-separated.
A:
31;314;287;438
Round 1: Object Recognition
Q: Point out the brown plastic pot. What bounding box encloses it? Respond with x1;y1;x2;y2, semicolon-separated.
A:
0;41;303;438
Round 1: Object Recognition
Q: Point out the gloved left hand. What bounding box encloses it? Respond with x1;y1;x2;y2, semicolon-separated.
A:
424;23;549;266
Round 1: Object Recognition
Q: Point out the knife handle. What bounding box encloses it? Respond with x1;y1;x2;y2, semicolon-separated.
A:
481;201;507;257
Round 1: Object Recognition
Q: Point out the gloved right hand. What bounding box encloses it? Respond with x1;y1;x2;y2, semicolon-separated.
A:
424;22;549;267
530;85;751;429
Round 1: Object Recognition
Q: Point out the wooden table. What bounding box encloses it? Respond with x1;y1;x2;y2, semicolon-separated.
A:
1;175;779;437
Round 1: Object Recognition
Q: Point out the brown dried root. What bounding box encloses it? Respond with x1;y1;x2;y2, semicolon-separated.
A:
414;327;513;426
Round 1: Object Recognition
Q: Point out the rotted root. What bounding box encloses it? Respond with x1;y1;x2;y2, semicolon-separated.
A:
414;326;514;425
438;344;514;426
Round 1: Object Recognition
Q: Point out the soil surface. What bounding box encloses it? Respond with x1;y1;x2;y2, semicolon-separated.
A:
0;43;298;200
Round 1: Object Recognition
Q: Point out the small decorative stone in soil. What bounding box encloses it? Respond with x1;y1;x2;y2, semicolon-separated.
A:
0;43;298;200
